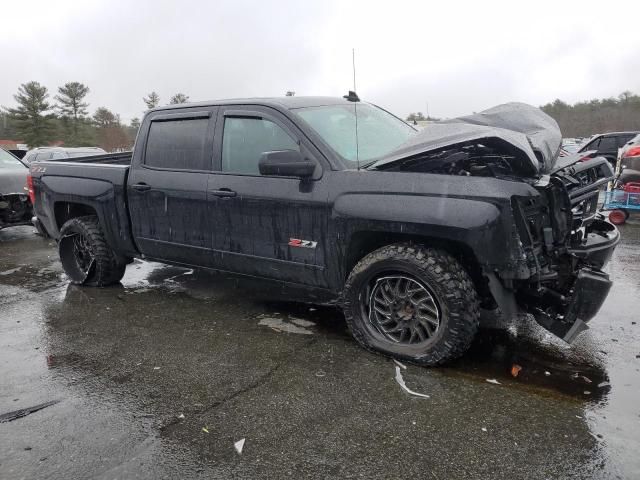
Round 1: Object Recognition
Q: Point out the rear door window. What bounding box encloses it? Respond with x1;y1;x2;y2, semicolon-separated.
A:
34;152;52;161
145;117;211;170
582;137;600;151
598;136;617;152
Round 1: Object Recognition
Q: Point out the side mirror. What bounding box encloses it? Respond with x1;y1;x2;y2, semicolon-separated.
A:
259;150;315;178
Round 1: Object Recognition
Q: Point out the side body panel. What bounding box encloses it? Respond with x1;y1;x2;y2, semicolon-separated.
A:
127;108;218;265
323;170;536;292
30;162;137;256
206;105;332;287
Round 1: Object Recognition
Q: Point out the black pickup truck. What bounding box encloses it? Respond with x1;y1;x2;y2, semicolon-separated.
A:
29;96;619;365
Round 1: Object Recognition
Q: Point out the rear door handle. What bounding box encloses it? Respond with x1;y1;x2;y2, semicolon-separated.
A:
210;188;237;198
132;182;151;192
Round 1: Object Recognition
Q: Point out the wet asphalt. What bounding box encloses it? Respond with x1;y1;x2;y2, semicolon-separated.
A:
1;224;639;479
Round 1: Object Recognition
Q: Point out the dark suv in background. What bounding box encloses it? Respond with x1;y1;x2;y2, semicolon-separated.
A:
578;131;639;164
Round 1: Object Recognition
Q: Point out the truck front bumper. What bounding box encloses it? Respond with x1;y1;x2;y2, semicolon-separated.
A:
489;218;620;343
532;219;620;342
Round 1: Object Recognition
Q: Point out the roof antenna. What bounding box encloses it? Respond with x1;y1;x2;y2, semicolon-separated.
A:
343;48;360;170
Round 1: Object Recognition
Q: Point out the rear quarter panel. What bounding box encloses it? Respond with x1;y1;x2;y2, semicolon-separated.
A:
31;162;137;256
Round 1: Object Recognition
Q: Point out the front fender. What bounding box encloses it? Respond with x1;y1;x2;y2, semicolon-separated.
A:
332;192;528;279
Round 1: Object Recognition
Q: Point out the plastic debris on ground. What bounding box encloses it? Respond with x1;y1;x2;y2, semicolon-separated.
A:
481;427;488;432
510;364;522;377
394;366;429;399
257;317;314;335
202;427;209;433
393;359;407;370
234;438;245;454
486;378;501;385
177;413;185;419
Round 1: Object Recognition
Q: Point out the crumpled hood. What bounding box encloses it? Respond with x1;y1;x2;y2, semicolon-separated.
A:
373;102;562;176
0;168;28;195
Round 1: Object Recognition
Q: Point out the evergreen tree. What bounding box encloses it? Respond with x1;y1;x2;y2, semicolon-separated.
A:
3;81;56;147
143;92;160;109
169;93;189;104
55;82;90;146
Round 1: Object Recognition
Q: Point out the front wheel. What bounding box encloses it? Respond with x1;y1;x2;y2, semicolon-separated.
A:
342;243;480;366
58;215;126;286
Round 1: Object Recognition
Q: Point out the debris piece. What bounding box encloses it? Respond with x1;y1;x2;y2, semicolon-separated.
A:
481;427;487;432
597;381;610;388
202;427;209;434
485;378;501;385
153;367;161;370
234;438;245;454
510;364;522;378
315;370;326;377
394;359;407;370
583;391;591;395
178;413;185;419
0;400;60;423
258;317;313;335
309;307;317;312
575;415;583;419
544;371;551;376
394;366;429;399
288;317;315;328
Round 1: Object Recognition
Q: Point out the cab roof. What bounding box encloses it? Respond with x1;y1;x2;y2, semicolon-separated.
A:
148;96;356;113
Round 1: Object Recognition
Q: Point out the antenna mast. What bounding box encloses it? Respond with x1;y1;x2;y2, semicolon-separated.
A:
353;48;359;171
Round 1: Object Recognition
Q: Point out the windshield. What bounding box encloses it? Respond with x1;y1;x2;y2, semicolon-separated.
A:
295;103;416;166
0;149;25;169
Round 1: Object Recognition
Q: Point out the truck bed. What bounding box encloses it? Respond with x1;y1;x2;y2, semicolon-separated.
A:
50;151;132;165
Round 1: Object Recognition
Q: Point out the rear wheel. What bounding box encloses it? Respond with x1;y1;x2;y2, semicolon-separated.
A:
342;243;480;366
59;215;126;286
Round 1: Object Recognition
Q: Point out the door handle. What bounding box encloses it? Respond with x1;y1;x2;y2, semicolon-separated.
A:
132;182;151;192
210;188;237;198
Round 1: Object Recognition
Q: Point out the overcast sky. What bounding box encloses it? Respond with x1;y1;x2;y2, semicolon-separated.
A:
1;0;639;123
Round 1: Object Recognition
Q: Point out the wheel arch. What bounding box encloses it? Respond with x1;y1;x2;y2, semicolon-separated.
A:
343;231;495;308
54;201;98;230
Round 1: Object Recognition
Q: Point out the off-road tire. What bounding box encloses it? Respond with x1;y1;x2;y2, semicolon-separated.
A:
343;243;480;366
59;215;126;287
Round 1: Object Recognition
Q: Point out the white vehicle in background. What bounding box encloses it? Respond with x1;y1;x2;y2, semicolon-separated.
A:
21;146;106;165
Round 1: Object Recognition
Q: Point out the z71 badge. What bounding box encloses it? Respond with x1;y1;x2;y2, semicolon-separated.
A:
288;238;317;249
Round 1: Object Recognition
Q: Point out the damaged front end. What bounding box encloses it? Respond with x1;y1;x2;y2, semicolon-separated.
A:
513;157;619;342
0;193;32;230
372;103;619;342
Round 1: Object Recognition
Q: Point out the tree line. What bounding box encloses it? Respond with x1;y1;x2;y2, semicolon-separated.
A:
540;91;640;138
0;81;189;150
3;83;639;149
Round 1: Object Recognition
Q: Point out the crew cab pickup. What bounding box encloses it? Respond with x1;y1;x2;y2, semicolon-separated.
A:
29;96;619;365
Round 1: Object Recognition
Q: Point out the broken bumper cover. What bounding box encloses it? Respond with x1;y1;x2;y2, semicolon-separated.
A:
534;221;619;342
534;267;612;342
568;219;620;269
